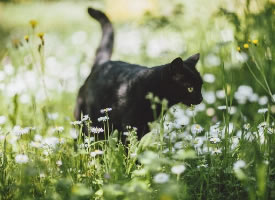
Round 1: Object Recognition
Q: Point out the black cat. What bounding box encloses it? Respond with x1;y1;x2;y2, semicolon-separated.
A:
74;8;203;140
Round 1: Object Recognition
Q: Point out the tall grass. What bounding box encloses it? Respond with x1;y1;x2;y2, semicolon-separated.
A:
0;0;274;199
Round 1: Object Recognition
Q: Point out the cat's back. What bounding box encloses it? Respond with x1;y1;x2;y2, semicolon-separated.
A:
90;60;148;84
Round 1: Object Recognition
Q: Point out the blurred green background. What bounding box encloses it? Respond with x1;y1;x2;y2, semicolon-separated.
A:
0;0;274;120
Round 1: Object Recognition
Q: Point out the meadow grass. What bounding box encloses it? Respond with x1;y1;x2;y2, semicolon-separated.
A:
0;0;274;199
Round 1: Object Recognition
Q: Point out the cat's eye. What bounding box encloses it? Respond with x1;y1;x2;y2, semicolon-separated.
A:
188;87;194;93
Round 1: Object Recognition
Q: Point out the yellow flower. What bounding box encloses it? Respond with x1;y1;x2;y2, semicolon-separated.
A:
37;32;44;40
24;35;29;42
160;194;173;200
29;20;38;29
237;46;241;52
243;43;249;49
252;39;258;45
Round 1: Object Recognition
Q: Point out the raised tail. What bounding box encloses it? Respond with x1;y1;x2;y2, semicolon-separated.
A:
88;7;114;66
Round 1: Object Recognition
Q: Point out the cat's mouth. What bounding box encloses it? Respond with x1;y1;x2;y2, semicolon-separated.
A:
185;97;203;106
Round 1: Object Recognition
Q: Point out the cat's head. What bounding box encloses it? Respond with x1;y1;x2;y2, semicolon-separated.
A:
166;53;203;106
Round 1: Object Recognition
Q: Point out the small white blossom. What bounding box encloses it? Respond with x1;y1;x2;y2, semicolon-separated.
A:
258;108;268;114
100;108;112;113
30;141;42;148
0;116;7;125
55;126;64;132
15;154;29;164
90;150;104;157
191;124;204;135
81;115;90;121
123;132;129;136
258;122;268;129
203;73;215;83
216;90;226;99
174;141;183;149
243;123;250;130
258;96;268;105
209;137;221;144
218;105;227;110
98;116;109;122
211;148;222;154
40;173;46;178
153;173;169;184
130;153;137;158
193;137;204;148
90;127;104;134
84;137;94;143
233;160;246;171
56;160;62;167
13;126;30;136
70;129;78;139
47;113;59;120
42;137;60;148
171;165;186;175
197;164;208;168
70;120;82;125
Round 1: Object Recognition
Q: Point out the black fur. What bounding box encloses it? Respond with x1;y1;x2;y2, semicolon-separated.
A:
74;8;203;140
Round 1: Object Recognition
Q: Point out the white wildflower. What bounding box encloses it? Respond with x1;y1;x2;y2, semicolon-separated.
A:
209;137;221;144
171;165;186;175
197;164;208;168
42;136;60;148
30;141;42;148
258;108;268;114
0;116;7;125
211;148;222;154
216;90;225;99
243;123;250;130
191;124;204;135
84;137;94;143
90;150;104;157
70;128;78;139
231;137;240;150
13;126;30;136
153;173;169;184
130;153;137;158
233;160;246;171
40;173;46;178
218;105;227;110
90;127;104;134
56;160;62;167
206;107;215;117
203;91;216;104
98;116;109;122
228;106;237;115
193;137;205;148
55;126;64;132
15;154;29;164
81;115;90;121
258;122;268;129
70;120;82;125
174;141;183;149
47;113;59;120
100;108;112;113
258;96;268;105
203;73;215;83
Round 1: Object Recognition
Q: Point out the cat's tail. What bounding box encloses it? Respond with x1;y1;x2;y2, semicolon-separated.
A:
88;7;114;66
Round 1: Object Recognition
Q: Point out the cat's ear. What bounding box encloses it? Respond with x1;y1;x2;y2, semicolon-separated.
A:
170;57;183;69
184;53;200;67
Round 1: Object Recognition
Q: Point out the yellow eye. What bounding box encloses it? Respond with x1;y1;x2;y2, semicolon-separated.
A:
188;87;194;93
